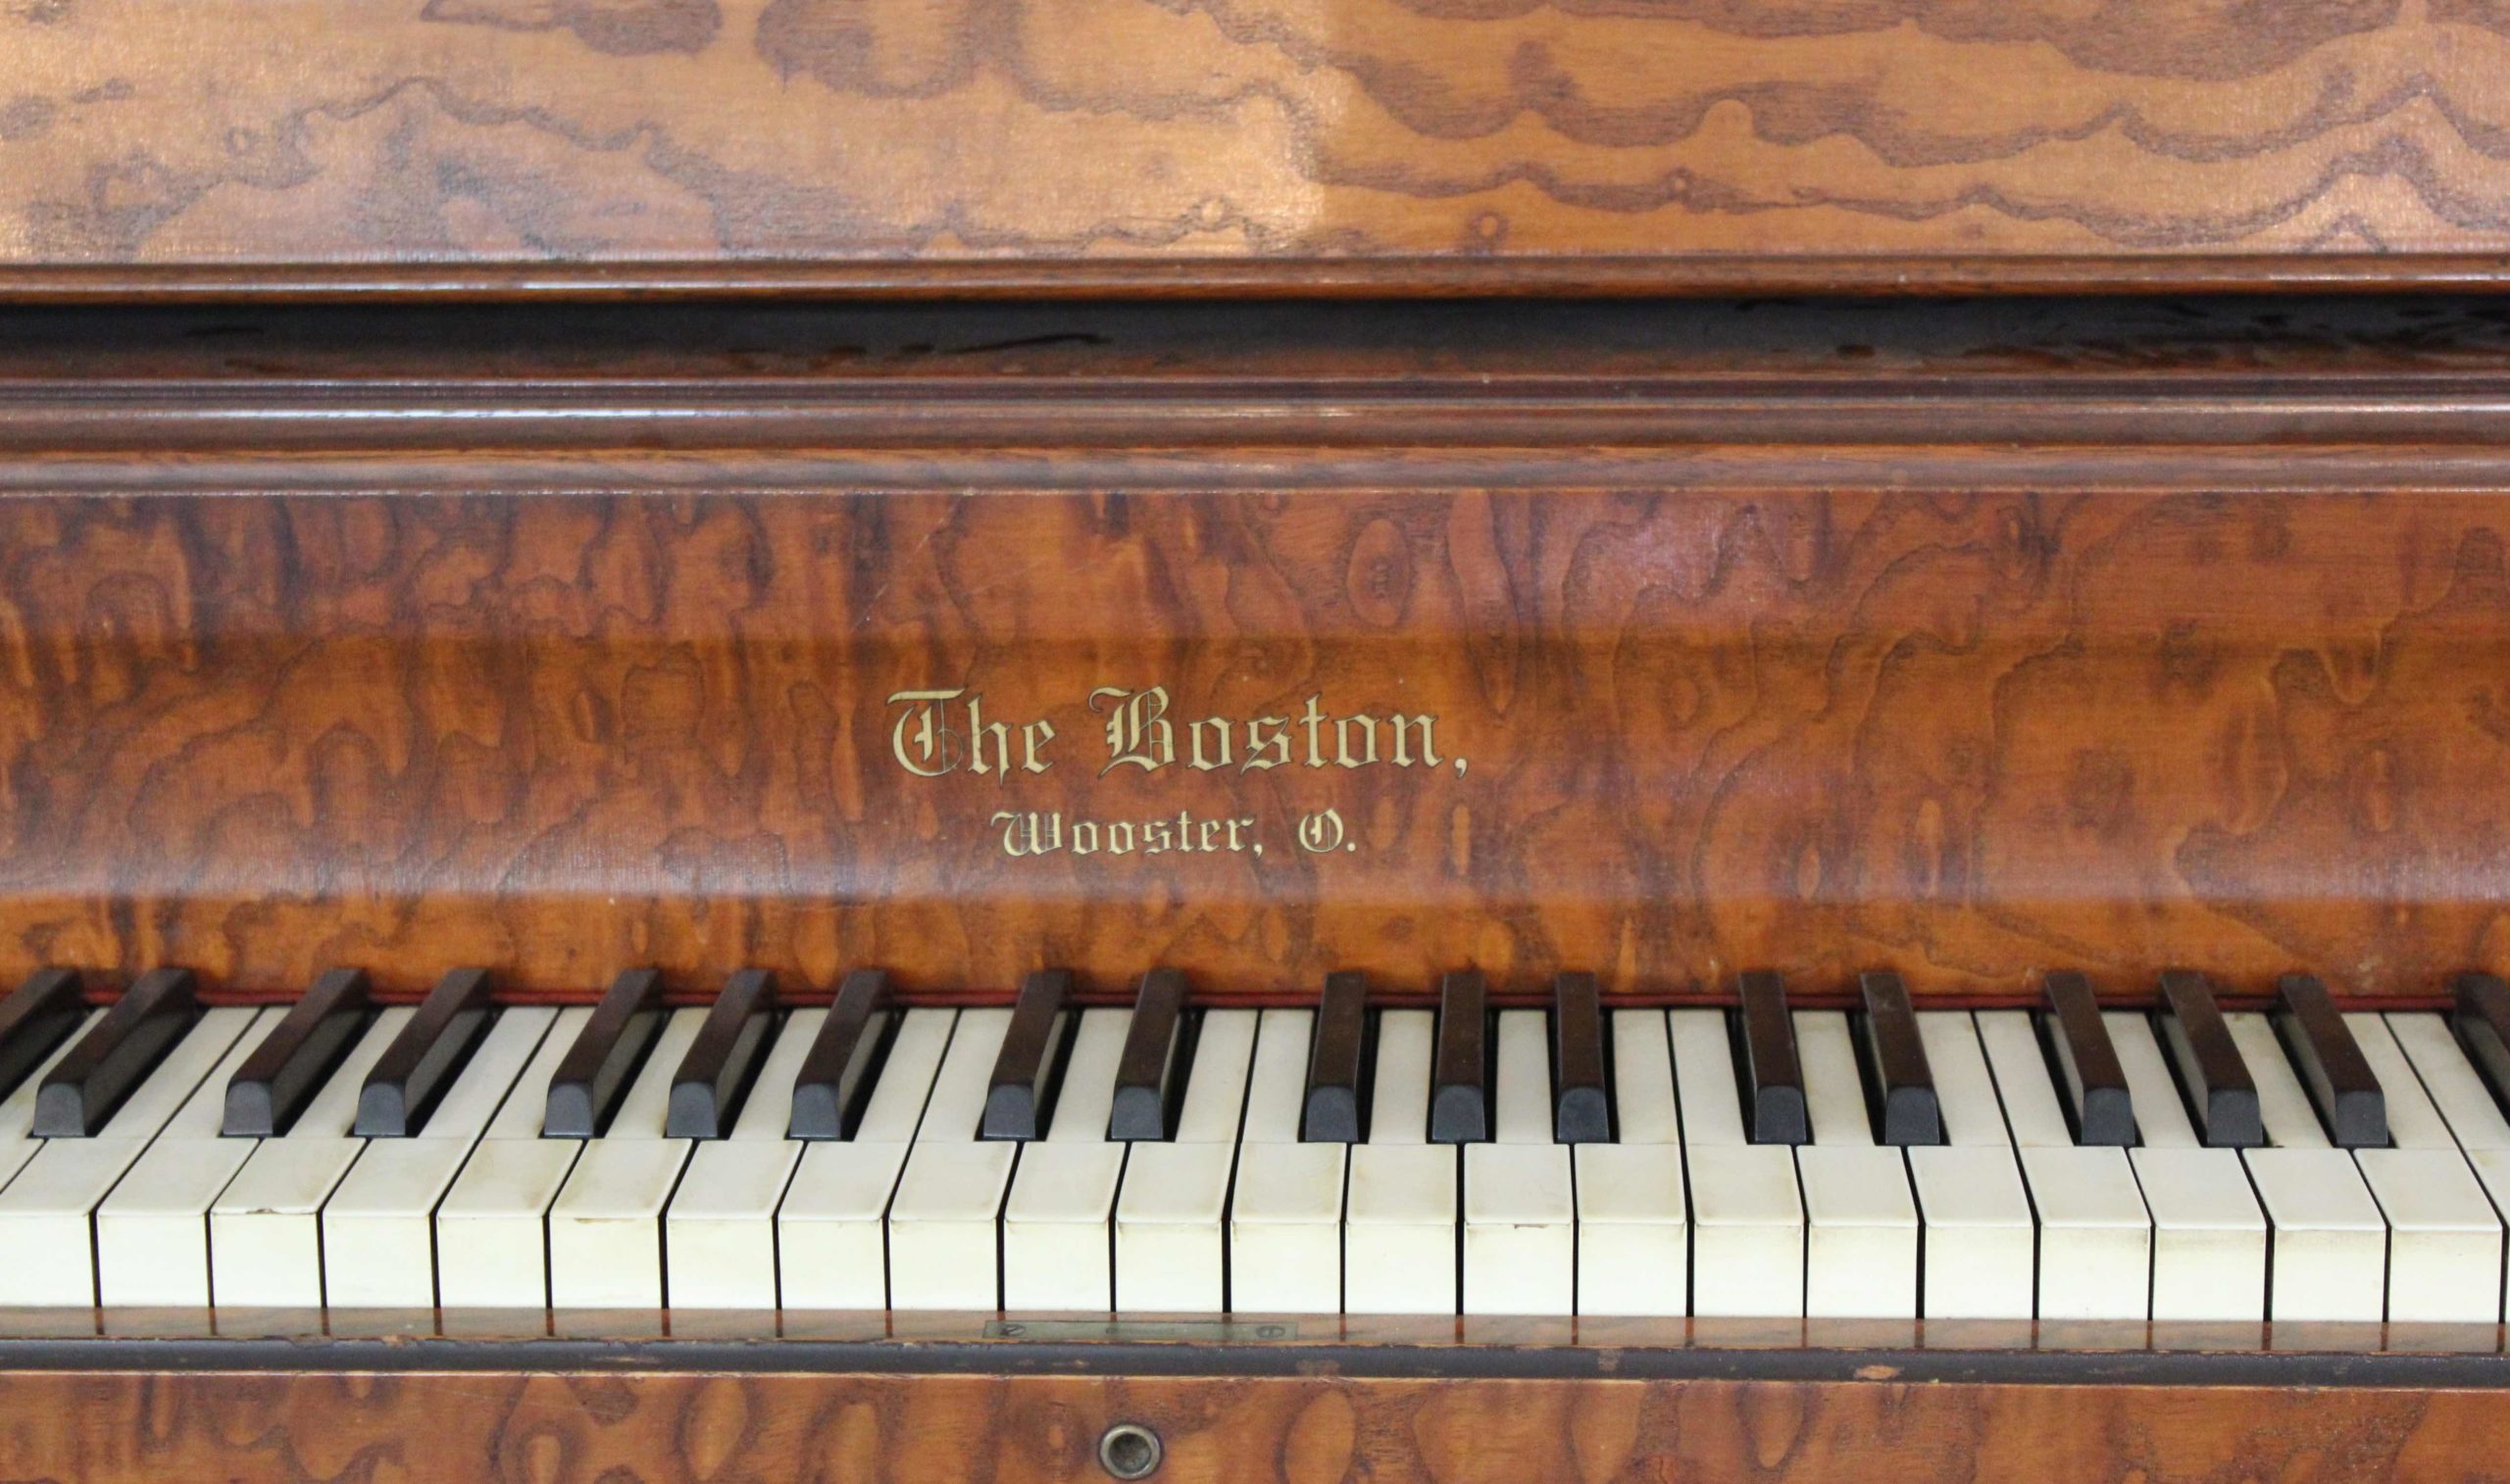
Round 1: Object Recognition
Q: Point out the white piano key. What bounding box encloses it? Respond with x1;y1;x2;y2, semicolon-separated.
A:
546;1007;707;1309
1230;1010;1344;1314
888;1009;1016;1311
434;1006;594;1309
1907;1014;2033;1319
1576;1009;1685;1317
1117;1010;1255;1313
2345;1014;2500;1324
320;1008;558;1310
778;1009;954;1311
2389;1013;2510;1149
664;1008;824;1310
1610;1010;1680;1145
1463;1012;1572;1316
1004;1009;1131;1311
2225;1012;2387;1323
91;1008;278;1308
0;1009;100;1192
1676;1009;1802;1318
2108;1004;2265;1321
1794;1011;1915;1319
208;1008;417;1308
1346;1011;1456;1314
0;1007;259;1307
1979;1011;2151;1319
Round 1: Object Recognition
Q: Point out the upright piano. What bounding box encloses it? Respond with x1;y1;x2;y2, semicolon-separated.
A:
8;5;2510;1479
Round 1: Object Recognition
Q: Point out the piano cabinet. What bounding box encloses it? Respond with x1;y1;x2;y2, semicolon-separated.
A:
0;1331;2501;1483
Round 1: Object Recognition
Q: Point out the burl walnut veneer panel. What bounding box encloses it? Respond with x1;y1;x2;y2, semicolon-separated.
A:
11;2;2510;291
4;488;2507;999
0;1370;2498;1482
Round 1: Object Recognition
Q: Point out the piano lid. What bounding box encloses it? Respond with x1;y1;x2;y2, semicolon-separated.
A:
5;3;2510;297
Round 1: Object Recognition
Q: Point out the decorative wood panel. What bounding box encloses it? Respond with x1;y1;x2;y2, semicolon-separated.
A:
4;486;2509;1000
11;3;2510;291
0;1369;2501;1482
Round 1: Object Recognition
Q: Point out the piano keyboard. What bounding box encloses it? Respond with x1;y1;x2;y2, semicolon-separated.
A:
6;965;2510;1323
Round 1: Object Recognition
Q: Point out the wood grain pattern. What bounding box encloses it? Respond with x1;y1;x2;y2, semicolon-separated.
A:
5;485;2510;1000
12;2;2510;290
0;1369;2502;1481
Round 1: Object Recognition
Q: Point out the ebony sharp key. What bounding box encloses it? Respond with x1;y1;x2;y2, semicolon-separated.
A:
982;968;1073;1141
35;967;199;1138
222;966;374;1137
1110;967;1189;1142
542;967;667;1138
1737;970;1810;1146
1551;971;1611;1144
666;969;778;1140
0;968;89;1106
1302;970;1369;1143
355;966;497;1138
2042;970;2134;1147
788;968;894;1140
2274;973;2386;1149
1856;971;1939;1146
2156;969;2263;1149
2455;972;2510;1112
1430;969;1489;1144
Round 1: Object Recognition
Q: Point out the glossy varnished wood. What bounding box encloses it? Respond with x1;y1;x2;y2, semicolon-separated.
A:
0;1368;2502;1482
1;303;2509;999
10;6;2510;293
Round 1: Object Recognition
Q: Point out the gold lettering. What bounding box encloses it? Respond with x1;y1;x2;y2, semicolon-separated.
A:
1299;694;1329;767
992;810;1062;857
889;688;966;777
1333;714;1380;769
1022;719;1056;774
1188;717;1233;771
1390;714;1441;768
1091;685;1176;774
1241;716;1292;772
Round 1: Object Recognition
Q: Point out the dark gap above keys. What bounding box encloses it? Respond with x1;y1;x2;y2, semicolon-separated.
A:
2157;969;2263;1150
1737;971;1809;1147
1551;971;1611;1144
1302;970;1371;1144
2041;971;2134;1148
2274;973;2386;1149
0;969;89;1108
223;966;374;1138
1856;971;1939;1147
356;966;498;1139
1109;968;1190;1143
666;969;778;1140
2456;972;2510;1116
34;967;200;1139
542;968;667;1138
1430;969;1489;1145
788;969;896;1141
982;969;1074;1142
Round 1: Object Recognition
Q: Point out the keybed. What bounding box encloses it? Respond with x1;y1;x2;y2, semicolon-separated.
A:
0;967;2503;1325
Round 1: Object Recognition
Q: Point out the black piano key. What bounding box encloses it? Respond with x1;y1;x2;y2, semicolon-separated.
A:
34;967;199;1138
1737;970;1809;1146
2042;970;2134;1148
788;968;894;1141
542;967;667;1138
982;969;1073;1141
0;968;90;1106
1430;969;1489;1144
222;966;374;1137
666;969;779;1140
355;966;497;1138
2454;972;2510;1113
1109;967;1189;1142
1301;970;1369;1143
1552;971;1611;1144
2274;973;2386;1149
2157;969;2263;1149
1856;971;1939;1147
